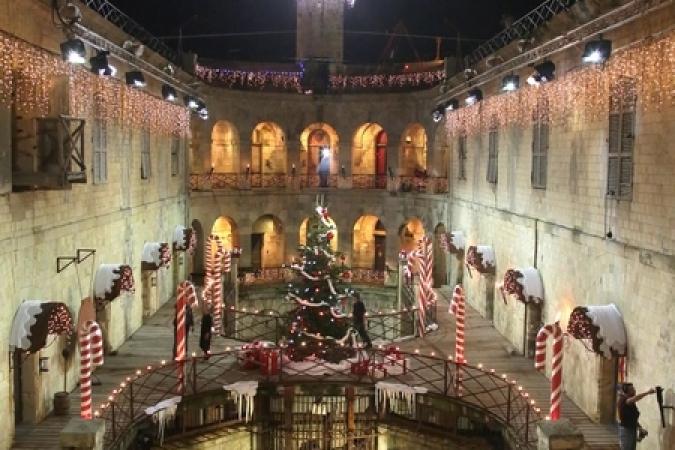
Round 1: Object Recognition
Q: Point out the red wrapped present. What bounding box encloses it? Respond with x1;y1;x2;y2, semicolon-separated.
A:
238;340;273;370
260;349;280;376
385;346;403;360
368;362;387;379
350;359;369;375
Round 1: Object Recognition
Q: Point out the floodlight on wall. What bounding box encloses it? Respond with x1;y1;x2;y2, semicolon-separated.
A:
526;61;555;86
431;106;444;123
444;99;460;112
89;50;116;76
125;71;146;88
60;38;86;64
196;100;208;120
184;95;199;110
162;85;177;102
582;37;612;64
501;74;520;92
465;88;483;106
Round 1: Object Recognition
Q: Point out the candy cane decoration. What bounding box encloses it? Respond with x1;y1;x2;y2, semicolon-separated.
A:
535;321;563;420
175;281;198;392
205;235;225;334
80;321;104;419
417;236;437;306
450;285;465;364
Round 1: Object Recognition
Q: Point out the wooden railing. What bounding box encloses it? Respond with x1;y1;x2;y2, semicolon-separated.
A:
97;348;541;449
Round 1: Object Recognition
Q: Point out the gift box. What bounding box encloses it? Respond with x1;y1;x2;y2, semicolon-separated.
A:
238;340;274;370
260;349;280;376
350;359;369;375
368;362;387;379
384;355;408;375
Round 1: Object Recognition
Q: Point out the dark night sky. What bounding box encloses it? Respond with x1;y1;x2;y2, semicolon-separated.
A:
109;0;544;63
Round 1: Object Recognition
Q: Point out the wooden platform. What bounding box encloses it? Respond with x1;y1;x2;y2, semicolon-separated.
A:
11;288;619;449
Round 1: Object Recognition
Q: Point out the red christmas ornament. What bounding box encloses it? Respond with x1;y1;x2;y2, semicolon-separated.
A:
326;232;334;241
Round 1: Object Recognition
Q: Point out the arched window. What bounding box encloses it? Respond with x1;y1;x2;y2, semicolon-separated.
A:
211;121;240;173
352;123;388;188
251;122;287;185
353;215;387;270
251;215;285;269
400;124;428;177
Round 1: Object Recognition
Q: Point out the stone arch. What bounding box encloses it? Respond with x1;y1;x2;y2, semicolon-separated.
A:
211;216;239;250
251;215;285;269
211;120;240;172
300;216;338;251
399;217;425;253
353;215;387;270
400;123;428;176
251;122;287;176
300;123;340;178
433;223;448;287
352;123;388;181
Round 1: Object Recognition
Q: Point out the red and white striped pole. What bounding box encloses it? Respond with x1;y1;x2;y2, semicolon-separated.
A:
416;236;437;335
450;285;466;364
535;321;563;420
80;320;103;419
205;235;225;334
175;281;197;392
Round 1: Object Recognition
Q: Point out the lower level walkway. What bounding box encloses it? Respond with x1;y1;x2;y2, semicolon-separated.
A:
11;287;619;449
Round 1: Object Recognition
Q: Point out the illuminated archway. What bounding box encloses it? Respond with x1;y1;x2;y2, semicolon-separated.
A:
251;122;287;176
400;124;428;176
300;123;340;183
399;218;425;253
433;223;448;286
353;215;387;270
251;215;285;269
352;123;388;181
300;217;338;251
211;216;239;250
211;120;239;172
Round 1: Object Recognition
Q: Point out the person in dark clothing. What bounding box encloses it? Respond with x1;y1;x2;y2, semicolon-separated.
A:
617;382;655;449
352;293;372;349
199;313;213;358
172;306;194;359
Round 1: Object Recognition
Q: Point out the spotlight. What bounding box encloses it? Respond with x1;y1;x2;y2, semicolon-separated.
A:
196;100;208;120
162;85;177;102
89;50;116;76
582;37;612;64
60;39;86;64
502;74;520;92
431;106;444;123
465;88;483;106
444;99;459;112
184;96;199;110
125;71;146;88
527;61;555;86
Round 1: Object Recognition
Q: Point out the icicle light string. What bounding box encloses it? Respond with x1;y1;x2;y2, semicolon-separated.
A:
445;31;674;138
0;32;190;137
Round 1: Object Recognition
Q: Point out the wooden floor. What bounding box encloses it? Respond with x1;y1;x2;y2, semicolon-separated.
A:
11;287;619;449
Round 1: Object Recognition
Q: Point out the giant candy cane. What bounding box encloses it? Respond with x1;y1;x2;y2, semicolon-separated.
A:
80;320;104;419
175;281;198;392
417;236;437;324
205;235;225;334
450;285;465;364
535;321;563;420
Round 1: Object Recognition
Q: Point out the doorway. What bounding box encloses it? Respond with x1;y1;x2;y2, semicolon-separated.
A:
374;235;386;271
13;350;23;424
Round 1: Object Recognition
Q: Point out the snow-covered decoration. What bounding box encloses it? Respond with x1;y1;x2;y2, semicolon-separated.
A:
375;382;428;413
93;264;135;304
173;226;197;254
465;245;496;274
141;242;172;270
441;231;466;255
502;267;544;304
10;301;73;352
567;304;627;358
223;381;258;422
145;396;181;445
282;354;355;376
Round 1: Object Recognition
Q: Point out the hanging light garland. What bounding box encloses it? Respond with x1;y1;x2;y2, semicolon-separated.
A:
0;31;190;137
445;31;674;137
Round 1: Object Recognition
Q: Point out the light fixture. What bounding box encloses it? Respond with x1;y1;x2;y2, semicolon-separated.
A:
526;61;555;86
39;357;49;373
162;85;177;102
196;100;208;120
184;95;199;110
465;88;483;105
502;74;520;92
125;71;146;88
444;98;459;112
60;38;86;64
89;50;116;76
431;107;444;123
582;37;612;64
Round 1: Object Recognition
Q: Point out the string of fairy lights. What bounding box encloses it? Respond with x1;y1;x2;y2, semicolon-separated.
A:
0;32;190;137
443;31;674;137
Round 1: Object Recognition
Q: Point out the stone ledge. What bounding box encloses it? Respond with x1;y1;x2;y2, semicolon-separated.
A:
537;419;585;450
60;418;106;450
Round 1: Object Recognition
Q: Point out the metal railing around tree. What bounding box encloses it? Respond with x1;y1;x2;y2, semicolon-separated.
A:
97;348;541;449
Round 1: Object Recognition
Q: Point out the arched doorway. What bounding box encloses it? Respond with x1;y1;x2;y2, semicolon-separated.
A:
300;217;338;251
191;219;205;283
300;123;339;187
251;122;287;186
251;215;285;269
353;215;387;270
399;218;425;253
352;123;388;188
400;124;428;176
211;216;239;251
433;223;448;287
211;120;239;172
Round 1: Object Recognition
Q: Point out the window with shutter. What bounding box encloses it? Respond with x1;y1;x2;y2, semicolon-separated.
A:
531;100;549;189
171;137;180;177
487;129;498;184
92;118;108;184
458;135;467;180
141;130;151;180
607;79;636;200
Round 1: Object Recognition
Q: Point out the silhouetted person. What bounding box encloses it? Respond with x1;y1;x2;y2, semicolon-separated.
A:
617;382;655;449
352;293;372;349
199;308;213;358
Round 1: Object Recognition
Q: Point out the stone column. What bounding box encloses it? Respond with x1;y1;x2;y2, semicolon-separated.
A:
287;138;301;190
536;419;584;450
60;418;106;450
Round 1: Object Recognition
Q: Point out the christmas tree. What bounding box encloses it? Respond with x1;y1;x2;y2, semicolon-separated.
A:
285;204;356;363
